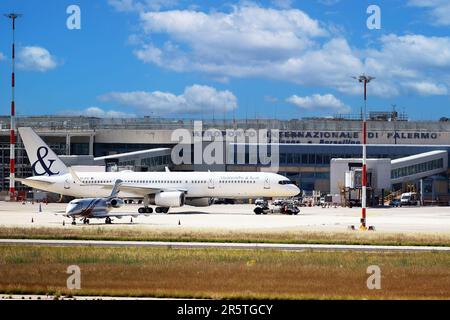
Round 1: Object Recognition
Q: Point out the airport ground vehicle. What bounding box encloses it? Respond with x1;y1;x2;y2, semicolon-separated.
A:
254;198;266;206
280;203;300;215
389;199;401;207
272;199;284;206
400;192;419;206
253;200;270;215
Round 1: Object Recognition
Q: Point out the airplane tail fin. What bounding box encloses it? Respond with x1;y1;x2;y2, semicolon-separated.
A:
18;127;69;176
110;179;123;198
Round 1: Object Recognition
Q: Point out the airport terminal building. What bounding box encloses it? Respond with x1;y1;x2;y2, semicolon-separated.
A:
1;113;450;203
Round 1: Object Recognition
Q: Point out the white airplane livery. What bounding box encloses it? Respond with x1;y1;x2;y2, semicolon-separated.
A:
18;127;300;217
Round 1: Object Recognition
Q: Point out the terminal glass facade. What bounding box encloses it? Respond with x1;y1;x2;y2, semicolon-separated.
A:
391;158;444;179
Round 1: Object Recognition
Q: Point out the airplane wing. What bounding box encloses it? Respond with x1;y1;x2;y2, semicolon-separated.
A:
90;212;142;218
96;183;187;196
16;177;54;185
16;177;55;189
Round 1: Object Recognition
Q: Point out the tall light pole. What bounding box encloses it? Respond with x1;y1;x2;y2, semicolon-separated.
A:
5;13;22;199
353;74;375;230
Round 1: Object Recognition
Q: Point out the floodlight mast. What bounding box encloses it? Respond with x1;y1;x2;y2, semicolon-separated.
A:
353;74;375;230
4;13;22;199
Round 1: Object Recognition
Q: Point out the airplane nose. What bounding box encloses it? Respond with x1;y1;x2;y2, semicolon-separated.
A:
289;185;300;196
65;203;77;215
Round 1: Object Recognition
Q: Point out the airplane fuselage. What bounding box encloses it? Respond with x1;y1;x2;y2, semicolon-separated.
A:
23;171;299;199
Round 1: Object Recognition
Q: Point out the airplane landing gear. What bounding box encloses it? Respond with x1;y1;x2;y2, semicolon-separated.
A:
138;207;153;214
155;207;169;214
82;218;90;225
105;217;112;224
71;217;76;225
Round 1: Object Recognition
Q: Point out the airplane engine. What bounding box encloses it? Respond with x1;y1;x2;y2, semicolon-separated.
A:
185;197;212;207
149;191;185;207
106;197;124;208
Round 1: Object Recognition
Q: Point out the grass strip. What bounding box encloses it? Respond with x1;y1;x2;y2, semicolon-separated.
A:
0;226;450;247
0;245;449;299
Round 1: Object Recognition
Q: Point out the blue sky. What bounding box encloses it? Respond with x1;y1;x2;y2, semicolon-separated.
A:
0;0;449;120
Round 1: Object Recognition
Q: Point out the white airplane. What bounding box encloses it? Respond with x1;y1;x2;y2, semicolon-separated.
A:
17;127;300;216
65;179;145;225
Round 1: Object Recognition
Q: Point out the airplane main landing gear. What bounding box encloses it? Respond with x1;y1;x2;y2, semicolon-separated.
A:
138;207;153;214
155;207;169;214
105;217;112;224
71;217;76;225
82;218;90;225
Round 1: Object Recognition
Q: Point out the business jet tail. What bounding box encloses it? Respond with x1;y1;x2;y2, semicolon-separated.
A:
109;179;123;198
18;127;69;176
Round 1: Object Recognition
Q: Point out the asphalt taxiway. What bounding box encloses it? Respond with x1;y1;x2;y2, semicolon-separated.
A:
1;238;449;252
0;201;449;233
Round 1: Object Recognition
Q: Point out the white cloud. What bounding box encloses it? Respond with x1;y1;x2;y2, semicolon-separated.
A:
0;52;5;61
286;94;351;113
132;5;359;93
126;4;450;98
66;107;136;118
137;4;327;66
403;81;448;95
98;84;237;114
17;46;58;72
408;0;450;26
364;34;450;96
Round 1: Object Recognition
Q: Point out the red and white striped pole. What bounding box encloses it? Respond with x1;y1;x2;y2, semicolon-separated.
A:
354;74;374;230
5;13;22;199
361;79;368;230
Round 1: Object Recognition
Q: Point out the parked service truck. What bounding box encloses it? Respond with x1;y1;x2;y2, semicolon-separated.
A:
400;192;419;206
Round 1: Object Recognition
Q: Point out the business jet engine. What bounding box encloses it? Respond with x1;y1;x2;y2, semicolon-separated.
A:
185;197;213;207
149;191;185;207
106;198;124;208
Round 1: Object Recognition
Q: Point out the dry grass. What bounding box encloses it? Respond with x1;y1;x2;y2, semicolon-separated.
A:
1;226;450;247
0;245;449;299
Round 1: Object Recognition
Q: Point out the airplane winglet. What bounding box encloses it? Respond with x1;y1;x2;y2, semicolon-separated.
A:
69;167;82;184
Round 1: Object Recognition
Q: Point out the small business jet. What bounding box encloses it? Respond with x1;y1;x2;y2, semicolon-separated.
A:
17;127;300;215
65;179;144;225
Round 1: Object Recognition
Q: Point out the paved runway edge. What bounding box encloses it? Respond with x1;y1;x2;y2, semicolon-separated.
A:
1;239;449;252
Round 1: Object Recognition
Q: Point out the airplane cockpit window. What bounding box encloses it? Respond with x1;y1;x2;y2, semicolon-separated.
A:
278;180;295;185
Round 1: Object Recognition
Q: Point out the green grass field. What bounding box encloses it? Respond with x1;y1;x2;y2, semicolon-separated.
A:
1;226;450;247
0;245;449;299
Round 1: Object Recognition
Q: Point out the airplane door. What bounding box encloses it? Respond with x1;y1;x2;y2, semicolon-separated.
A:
208;177;215;189
64;179;70;190
264;177;270;189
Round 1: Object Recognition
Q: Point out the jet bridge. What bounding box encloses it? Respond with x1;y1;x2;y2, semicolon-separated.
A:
391;150;448;185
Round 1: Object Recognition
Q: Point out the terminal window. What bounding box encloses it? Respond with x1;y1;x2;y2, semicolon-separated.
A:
391;158;444;179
